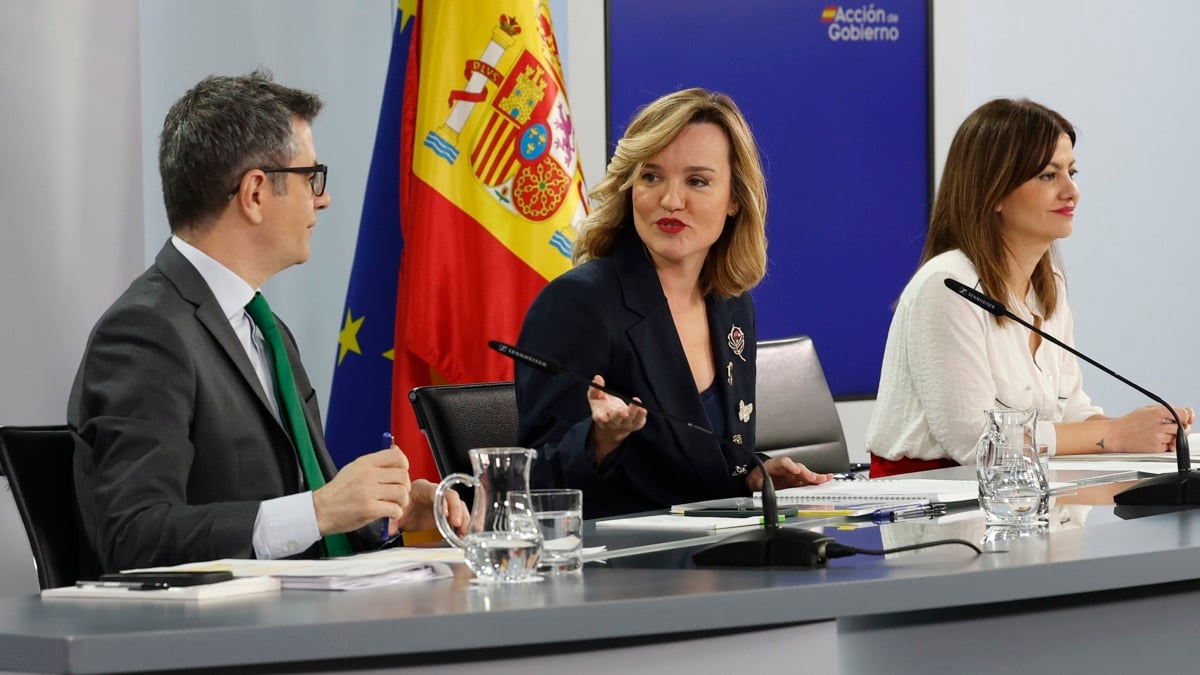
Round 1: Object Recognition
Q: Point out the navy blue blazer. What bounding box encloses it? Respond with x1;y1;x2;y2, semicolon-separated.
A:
516;231;757;518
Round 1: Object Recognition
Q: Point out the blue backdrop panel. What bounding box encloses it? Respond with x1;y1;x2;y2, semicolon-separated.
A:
607;0;930;398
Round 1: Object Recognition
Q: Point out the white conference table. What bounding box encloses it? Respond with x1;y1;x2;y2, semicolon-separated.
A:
0;465;1197;674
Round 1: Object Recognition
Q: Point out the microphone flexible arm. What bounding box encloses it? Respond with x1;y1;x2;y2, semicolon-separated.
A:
488;340;780;529
943;278;1190;474
492;340;984;565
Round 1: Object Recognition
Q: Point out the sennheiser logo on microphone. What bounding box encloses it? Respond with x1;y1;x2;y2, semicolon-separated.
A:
489;341;554;372
944;278;1005;316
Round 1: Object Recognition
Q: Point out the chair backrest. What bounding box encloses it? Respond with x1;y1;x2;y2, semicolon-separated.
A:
0;425;84;588
409;382;519;478
755;336;851;473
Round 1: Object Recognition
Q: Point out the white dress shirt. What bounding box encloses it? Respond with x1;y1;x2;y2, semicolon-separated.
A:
866;249;1103;464
171;236;321;558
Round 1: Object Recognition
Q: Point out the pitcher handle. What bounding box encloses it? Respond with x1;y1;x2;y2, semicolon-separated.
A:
434;473;475;549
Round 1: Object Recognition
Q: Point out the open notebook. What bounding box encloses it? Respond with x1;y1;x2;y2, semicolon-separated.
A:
671;498;927;518
757;479;980;505
595;514;768;531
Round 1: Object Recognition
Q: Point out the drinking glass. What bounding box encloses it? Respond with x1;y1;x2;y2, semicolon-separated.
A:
530;489;583;573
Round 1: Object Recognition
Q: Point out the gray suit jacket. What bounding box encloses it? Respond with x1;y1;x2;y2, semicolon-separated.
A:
70;241;368;573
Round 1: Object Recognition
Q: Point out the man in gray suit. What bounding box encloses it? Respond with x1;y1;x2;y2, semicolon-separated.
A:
69;70;464;574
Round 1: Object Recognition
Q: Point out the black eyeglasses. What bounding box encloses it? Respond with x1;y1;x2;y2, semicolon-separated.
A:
229;164;328;199
261;164;327;196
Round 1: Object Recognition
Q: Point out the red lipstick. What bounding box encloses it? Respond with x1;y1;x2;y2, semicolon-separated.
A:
656;218;685;233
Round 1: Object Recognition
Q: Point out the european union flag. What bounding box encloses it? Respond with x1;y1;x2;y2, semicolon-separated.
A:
325;6;414;468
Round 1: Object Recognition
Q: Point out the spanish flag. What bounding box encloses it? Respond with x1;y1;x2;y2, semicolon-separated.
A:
394;0;587;482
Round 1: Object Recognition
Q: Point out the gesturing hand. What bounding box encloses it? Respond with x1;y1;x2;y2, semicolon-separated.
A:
587;374;648;463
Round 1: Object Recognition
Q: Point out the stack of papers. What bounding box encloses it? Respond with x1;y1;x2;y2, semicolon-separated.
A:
1050;450;1185;476
1052;452;1178;463
43;576;281;602
1047;459;1178;475
265;559;453;591
124;555;454;591
42;549;464;600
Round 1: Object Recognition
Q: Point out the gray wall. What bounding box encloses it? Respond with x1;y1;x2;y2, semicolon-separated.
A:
0;0;144;426
138;0;395;416
962;0;1200;420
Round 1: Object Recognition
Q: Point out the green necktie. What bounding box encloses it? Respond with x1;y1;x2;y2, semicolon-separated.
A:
245;292;353;558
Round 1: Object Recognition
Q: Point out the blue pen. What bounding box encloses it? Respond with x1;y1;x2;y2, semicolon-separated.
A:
380;432;394;541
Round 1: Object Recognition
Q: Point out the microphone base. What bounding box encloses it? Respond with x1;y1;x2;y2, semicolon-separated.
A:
692;527;833;567
1113;470;1200;506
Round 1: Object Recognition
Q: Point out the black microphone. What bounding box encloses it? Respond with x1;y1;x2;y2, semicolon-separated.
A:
944;278;1199;506
489;340;833;566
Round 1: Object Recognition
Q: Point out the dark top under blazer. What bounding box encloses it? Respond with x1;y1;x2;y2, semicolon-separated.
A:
516;229;758;518
69;241;377;573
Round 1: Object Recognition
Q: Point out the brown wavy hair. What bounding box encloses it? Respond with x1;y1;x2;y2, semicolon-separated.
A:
923;98;1075;322
574;88;767;298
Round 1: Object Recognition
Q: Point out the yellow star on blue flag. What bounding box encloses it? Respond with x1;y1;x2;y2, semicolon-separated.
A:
337;309;364;365
325;7;413;467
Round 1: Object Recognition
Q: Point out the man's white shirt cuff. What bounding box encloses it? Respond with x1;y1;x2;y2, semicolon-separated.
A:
252;492;321;559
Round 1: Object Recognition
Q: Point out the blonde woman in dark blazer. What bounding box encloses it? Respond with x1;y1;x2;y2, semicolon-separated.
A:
517;89;830;518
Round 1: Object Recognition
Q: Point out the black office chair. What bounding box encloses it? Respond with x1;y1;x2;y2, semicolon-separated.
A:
755;336;852;473
409;381;520;478
0;425;86;588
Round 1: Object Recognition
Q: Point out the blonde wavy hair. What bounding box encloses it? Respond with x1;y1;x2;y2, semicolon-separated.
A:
574;88;767;298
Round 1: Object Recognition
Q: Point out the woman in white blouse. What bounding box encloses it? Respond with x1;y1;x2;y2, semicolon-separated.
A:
866;98;1194;478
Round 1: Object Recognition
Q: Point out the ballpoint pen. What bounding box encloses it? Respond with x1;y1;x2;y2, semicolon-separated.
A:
380;432;394;542
871;503;947;524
